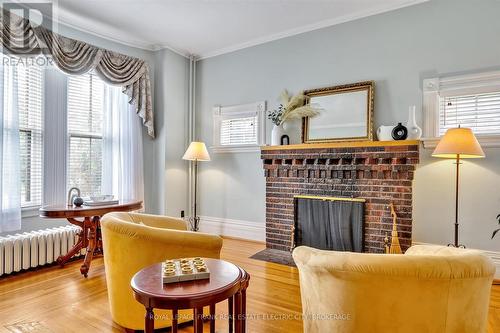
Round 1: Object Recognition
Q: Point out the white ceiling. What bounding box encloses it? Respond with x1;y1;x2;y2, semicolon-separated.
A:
51;0;428;59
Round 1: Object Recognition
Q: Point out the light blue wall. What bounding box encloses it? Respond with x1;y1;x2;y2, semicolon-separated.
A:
195;0;500;251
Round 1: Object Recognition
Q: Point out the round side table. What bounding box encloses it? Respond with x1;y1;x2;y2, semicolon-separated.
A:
131;258;250;333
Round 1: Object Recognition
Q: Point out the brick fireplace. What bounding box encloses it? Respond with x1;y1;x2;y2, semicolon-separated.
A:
261;141;420;253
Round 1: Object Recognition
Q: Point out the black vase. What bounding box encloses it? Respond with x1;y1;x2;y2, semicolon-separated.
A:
392;123;408;140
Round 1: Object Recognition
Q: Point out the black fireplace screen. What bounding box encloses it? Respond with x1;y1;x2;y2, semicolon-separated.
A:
294;197;364;252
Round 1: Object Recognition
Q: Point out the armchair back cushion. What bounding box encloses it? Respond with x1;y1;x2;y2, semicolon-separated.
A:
293;245;495;333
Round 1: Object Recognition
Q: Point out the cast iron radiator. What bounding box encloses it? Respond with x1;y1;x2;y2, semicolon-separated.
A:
294;196;364;252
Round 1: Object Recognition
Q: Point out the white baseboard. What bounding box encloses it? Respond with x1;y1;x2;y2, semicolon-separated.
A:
198;215;265;242
413;241;500;279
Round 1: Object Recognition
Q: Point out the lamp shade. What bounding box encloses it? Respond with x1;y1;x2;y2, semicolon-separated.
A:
432;127;485;159
183;141;211;161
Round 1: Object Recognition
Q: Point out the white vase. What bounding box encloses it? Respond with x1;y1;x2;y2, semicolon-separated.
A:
406;105;422;140
283;119;301;144
271;123;286;145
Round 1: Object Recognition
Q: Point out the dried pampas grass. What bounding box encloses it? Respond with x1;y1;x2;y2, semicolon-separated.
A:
278;90;322;124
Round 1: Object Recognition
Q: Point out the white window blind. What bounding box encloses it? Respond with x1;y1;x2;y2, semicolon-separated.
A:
18;64;43;208
213;101;266;152
67;73;104;197
220;115;258;146
439;92;500;136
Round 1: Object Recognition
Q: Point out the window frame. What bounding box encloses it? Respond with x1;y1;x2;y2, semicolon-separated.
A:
422;70;500;148
212;101;266;153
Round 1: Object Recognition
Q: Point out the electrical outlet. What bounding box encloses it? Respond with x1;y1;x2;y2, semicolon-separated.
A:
181;210;185;218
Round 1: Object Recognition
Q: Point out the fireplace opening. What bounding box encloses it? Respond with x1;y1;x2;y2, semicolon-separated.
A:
293;196;364;252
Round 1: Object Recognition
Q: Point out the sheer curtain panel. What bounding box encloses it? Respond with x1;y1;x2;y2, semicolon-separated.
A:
102;85;144;204
0;60;21;232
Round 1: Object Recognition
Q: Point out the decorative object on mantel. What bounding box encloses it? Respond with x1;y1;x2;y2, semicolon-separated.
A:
433;127;485;248
183;141;211;231
0;9;154;137
388;203;403;254
303;81;374;143
376;126;395;141
269;90;321;145
391;123;408;140
406;105;422;139
280;135;290;145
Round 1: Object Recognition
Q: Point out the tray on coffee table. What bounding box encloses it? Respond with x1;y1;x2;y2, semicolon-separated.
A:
161;257;210;284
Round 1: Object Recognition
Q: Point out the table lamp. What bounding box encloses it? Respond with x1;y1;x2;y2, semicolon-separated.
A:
183;141;210;231
432;127;484;247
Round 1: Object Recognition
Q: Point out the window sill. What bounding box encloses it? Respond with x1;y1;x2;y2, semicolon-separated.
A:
21;206;41;218
422;135;500;149
211;145;261;153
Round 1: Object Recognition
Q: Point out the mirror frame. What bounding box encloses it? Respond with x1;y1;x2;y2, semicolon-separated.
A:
302;81;374;143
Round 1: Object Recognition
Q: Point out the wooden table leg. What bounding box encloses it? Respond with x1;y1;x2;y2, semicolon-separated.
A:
228;296;234;333
209;304;216;333
234;291;242;333
80;216;99;277
56;217;86;267
241;288;247;333
194;307;203;333
172;309;178;333
145;307;154;333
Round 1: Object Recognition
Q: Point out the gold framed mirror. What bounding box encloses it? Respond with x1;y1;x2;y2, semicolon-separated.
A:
302;81;374;143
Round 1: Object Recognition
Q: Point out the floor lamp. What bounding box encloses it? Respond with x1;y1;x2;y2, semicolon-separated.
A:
183;141;211;231
432;127;484;248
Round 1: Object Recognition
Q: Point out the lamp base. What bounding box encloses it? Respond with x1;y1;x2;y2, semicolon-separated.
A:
447;243;466;249
188;216;200;232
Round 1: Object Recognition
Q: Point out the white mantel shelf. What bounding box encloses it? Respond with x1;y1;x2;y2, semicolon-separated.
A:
261;140;420;151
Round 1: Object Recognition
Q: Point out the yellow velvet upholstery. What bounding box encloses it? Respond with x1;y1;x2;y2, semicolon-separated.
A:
100;212;223;330
292;245;495;333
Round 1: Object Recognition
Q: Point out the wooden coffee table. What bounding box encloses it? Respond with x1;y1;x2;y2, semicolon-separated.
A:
131;258;250;333
39;200;142;277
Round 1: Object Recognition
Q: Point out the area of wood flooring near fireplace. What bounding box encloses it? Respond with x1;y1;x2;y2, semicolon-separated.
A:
0;237;499;333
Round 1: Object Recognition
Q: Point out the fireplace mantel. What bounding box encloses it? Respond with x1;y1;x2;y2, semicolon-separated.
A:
261;140;420;253
261;140;420;151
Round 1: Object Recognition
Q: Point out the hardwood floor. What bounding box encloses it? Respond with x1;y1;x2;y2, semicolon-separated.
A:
0;237;498;332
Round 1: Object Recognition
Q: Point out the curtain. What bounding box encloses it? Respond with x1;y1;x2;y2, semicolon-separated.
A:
0;9;154;138
0;59;21;232
102;85;144;204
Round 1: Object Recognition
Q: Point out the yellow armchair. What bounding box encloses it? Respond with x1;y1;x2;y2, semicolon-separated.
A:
293;245;495;333
100;212;223;330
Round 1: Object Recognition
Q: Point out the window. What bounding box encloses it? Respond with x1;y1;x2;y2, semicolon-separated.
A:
18;65;43;208
423;71;500;147
439;92;500;136
212;101;266;153
67;73;104;197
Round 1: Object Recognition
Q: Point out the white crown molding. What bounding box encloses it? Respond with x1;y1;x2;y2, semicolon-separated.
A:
50;6;194;57
196;0;430;60
33;0;429;60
